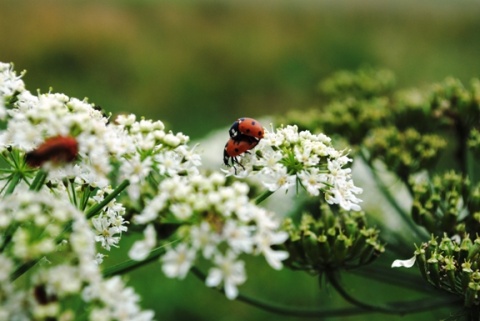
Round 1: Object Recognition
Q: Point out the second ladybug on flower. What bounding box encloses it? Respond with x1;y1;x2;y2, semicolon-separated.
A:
228;117;264;140
223;117;264;172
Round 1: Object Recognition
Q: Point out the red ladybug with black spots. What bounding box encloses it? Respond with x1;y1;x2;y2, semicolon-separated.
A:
223;135;259;172
229;117;264;140
224;117;264;172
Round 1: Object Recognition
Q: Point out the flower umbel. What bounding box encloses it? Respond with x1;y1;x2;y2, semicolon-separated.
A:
281;203;384;273
130;172;289;299
225;125;363;211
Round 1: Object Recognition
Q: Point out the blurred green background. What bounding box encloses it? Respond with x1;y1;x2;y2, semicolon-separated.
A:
1;0;479;320
2;0;480;139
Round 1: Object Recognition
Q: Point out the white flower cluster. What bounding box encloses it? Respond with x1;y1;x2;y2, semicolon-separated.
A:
0;62;203;253
0;62;206;318
0;62;25;118
0;188;154;321
114;114;201;200
1;62;200;193
130;172;289;299
225;125;363;211
0;62;294;312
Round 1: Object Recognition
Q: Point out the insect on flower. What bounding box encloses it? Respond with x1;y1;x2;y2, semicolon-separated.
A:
223;135;259;173
25;136;79;167
229;117;264;140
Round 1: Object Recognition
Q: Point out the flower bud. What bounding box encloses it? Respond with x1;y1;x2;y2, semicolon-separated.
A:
462;261;473;292
459;236;473;263
302;231;321;266
317;234;331;263
426;254;441;287
466;281;480;307
333;234;352;264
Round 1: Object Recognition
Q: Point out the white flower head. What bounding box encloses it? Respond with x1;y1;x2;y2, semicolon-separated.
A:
223;124;364;211
133;172;289;299
206;251;246;300
129;225;157;261
162;243;196;279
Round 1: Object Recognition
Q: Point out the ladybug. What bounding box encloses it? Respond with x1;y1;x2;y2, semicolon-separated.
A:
26;136;79;167
229;117;264;140
223;135;259;172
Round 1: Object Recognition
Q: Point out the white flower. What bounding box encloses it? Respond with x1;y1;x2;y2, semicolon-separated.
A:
254;146;283;169
40;265;82;295
206;251;246;300
155;150;183;176
129;225;157;261
163;132;182;147
133;194;167;224
298;168;324;196
294;144;319;166
89;276;155;321
121;155;153;200
190;222;221;259
95;253;105;265
92;216;120;251
391;256;416;268
170;203;193;220
0;254;14;282
222;220;254;254
162;243;196;279
254;230;289;270
0;62;25;114
325;177;363;211
261;165;296;192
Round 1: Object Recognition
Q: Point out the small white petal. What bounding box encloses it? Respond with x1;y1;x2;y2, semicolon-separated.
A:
391;256;416;268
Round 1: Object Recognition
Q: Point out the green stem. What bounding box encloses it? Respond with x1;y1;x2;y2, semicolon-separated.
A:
80;185;95;211
254;190;274;205
4;171;22;195
85;179;130;219
327;269;393;313
10;258;40;281
351;265;437;294
103;246;167;278
467;149;479;185
29;170;48;192
68;178;78;208
191;267;460;317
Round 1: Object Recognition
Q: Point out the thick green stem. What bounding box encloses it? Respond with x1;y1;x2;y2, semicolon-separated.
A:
191;266;460;318
351;265;436;294
85;179;130;219
4;171;22;195
327;269;394;313
254;190;274;205
29;170;48;192
10;258;40;281
326;269;461;315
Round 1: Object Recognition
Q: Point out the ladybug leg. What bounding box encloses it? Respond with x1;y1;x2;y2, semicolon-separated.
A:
231;156;245;174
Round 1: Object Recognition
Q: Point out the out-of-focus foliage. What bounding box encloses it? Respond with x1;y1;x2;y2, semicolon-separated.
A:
280;64;480;319
1;0;480;138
